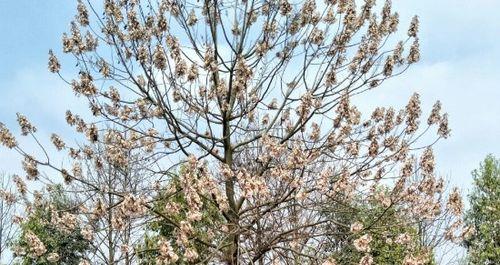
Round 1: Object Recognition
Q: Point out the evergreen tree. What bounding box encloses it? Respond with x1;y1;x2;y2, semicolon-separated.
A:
12;185;90;265
464;155;500;264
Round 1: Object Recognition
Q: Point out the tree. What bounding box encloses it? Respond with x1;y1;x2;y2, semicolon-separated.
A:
11;185;90;265
0;0;469;264
137;168;224;264
0;174;19;264
464;155;500;264
322;188;436;264
68;143;157;265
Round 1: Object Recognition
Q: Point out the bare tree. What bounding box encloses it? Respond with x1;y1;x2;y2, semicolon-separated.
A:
0;174;19;265
69;143;156;265
0;0;471;264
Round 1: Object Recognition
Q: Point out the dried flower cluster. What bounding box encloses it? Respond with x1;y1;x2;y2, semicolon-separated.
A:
24;231;46;257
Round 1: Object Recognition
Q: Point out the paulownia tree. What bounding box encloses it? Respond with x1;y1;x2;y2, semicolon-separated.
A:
0;0;472;264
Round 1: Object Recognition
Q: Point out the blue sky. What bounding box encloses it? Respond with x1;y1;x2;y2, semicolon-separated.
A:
0;1;499;202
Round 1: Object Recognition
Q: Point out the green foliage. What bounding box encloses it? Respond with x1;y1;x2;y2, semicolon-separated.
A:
323;190;435;264
13;185;90;265
464;155;500;264
137;172;224;264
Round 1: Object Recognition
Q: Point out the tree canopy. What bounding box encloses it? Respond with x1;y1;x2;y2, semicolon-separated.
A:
0;0;470;264
11;185;90;264
464;155;500;264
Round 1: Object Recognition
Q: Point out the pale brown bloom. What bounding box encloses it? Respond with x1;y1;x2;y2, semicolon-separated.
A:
86;124;98;142
447;188;463;216
78;260;90;265
48;50;61;73
99;59;110;77
158;239;179;264
0;123;17;148
384;55;395;76
17;113;36;135
47;252;60;262
22;155;39;180
24;231;46;257
427;101;442;125
72;72;97;96
438;113;451;138
81;225;94;241
354;234;372;252
153;45;167;70
420;147;435;176
184;247;199;262
359;254;374;265
350;222;364;233
187;64;199;82
13;175;27;195
408;38;421;63
408;16;420;37
187;10;197;26
405;93;421;134
50;133;65;150
77;0;89;26
310;28;325;45
322;258;337;265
